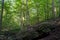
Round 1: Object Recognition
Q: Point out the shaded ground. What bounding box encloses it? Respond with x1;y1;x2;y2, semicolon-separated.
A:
38;18;60;40
39;25;60;40
16;18;60;40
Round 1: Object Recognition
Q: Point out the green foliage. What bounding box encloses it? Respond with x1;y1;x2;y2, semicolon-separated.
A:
0;0;59;32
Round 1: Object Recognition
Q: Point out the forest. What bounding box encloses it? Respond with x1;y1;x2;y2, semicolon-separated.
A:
0;0;60;40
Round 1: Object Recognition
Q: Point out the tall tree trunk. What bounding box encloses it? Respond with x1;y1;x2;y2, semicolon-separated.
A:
0;0;4;31
46;0;49;20
59;0;60;17
20;1;24;30
26;0;30;26
36;3;40;24
52;0;56;19
20;0;30;30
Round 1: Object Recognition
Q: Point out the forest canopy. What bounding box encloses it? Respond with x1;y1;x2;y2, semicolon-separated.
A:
0;0;59;31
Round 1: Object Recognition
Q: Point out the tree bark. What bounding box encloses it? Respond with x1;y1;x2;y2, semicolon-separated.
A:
52;0;56;18
59;0;60;17
26;0;30;25
0;0;4;31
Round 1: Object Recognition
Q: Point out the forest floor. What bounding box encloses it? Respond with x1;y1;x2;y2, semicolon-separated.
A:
39;18;60;40
0;18;60;40
16;18;60;40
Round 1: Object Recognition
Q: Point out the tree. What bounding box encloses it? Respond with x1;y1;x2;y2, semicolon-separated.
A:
52;0;56;18
46;0;49;20
0;0;4;31
26;0;30;25
34;0;40;23
36;2;40;23
59;0;60;17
